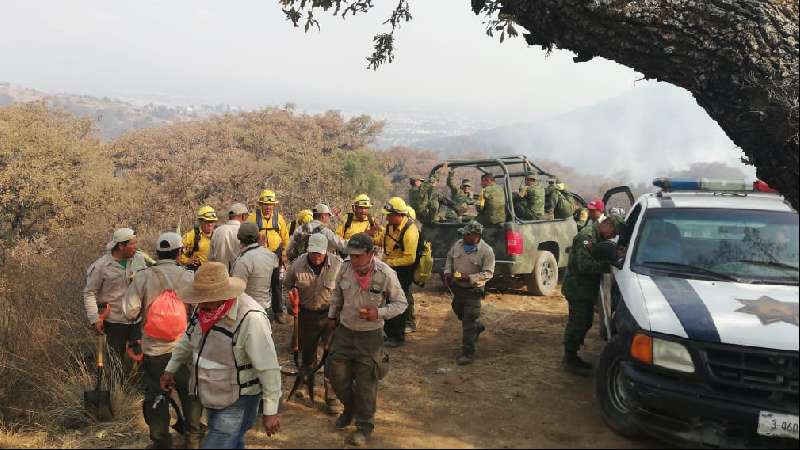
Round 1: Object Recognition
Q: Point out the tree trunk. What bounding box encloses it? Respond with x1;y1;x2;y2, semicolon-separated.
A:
484;0;799;208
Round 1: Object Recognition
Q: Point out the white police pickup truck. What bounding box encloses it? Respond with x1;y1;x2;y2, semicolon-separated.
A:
594;178;799;448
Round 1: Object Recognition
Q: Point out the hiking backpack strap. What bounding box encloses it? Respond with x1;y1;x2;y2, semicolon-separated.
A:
344;213;354;234
187;226;201;257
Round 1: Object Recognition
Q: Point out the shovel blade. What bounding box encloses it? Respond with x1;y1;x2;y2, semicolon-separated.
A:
84;389;114;422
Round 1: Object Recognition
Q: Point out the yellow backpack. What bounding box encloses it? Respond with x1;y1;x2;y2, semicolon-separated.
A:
413;241;434;286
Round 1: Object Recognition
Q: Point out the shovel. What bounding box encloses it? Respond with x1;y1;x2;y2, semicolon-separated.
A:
84;334;114;421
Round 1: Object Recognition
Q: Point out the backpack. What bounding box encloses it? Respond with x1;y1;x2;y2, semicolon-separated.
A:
256;209;280;233
287;223;324;261
386;218;426;268
186;225;201;257
343;213;375;236
413;241;433;286
143;268;188;342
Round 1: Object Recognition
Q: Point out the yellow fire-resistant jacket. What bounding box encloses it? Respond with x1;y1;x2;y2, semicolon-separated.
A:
381;216;420;268
336;213;381;241
248;209;290;255
178;228;213;267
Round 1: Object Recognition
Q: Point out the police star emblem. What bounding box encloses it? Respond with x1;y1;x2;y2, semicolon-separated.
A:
735;296;799;327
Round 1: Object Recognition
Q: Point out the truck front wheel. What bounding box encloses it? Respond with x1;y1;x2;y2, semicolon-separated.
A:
595;335;643;438
528;250;558;296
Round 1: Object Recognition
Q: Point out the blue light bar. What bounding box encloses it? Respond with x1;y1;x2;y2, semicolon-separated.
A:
653;178;750;192
653;178;700;191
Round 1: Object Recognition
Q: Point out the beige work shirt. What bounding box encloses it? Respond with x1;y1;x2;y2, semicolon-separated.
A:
83;251;149;324
444;239;496;288
165;294;282;416
284;253;343;311
123;260;194;356
328;259;407;332
209;220;242;271
231;244;279;310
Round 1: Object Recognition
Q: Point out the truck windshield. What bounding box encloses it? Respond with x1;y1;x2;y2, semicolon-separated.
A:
632;208;799;285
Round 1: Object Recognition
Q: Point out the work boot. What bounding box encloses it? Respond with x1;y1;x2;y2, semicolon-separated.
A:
457;354;474;366
146;441;171;450
325;399;344;415
335;413;354;430
183;436;201;450
384;339;404;348
562;352;593;377
346;429;370;447
476;323;486;341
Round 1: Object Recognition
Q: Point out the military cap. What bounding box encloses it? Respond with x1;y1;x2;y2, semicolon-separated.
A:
459;220;484;236
345;232;375;255
461;179;473;187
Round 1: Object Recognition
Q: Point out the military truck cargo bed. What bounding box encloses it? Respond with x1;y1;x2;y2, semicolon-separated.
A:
420;156;584;296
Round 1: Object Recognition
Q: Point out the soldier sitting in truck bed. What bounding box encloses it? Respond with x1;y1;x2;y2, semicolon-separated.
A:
477;174;506;227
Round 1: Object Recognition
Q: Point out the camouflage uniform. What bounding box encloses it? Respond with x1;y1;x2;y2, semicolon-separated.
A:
477;183;506;226
445;172;475;221
409;176;440;225
515;183;546;220
561;224;609;353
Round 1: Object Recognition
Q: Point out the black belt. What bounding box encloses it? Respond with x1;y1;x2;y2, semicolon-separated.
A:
300;306;330;314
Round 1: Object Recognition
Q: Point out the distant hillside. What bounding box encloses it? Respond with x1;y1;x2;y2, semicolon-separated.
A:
413;82;753;182
0;82;237;139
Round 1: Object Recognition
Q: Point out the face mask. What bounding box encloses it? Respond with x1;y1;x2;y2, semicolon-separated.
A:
463;243;477;254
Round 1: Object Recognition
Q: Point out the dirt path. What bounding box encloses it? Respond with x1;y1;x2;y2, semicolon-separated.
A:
255;281;656;449
3;282;659;449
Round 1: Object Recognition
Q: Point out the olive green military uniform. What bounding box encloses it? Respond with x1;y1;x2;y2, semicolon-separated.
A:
557;192;576;219
516;183;546;220
477;184;506;226
445;172;475;221
409;177;440;225
561;224;609;353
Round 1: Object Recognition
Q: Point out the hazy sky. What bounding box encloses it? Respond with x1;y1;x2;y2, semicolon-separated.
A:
2;0;647;122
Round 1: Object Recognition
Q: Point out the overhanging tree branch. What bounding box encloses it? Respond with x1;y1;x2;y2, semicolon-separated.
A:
276;0;800;209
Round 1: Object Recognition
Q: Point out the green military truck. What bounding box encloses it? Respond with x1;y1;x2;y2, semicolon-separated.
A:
421;156;584;296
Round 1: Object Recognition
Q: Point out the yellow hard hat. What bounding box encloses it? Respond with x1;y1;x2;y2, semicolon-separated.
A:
353;194;373;208
258;189;279;205
196;205;218;222
296;209;313;225
382;197;409;215
407;205;417;220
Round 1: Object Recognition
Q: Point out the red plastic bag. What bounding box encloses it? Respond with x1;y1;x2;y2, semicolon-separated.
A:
144;288;188;342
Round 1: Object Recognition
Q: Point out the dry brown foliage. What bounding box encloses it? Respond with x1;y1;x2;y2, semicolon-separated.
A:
0;103;388;433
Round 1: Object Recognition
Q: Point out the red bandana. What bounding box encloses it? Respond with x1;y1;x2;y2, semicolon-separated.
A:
197;299;236;334
353;265;375;291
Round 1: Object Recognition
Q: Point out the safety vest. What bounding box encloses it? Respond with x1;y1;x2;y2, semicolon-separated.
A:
186;295;267;410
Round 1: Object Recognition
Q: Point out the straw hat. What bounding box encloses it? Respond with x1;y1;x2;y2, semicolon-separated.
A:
178;262;246;304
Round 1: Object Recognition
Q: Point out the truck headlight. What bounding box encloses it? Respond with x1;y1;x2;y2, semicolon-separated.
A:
653;338;695;373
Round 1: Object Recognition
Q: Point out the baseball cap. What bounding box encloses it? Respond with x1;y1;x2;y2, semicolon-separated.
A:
307;233;328;255
313;203;332;215
157;232;183;252
106;227;136;251
458;221;484;236
229;202;249;216
587;199;605;211
237;222;260;242
345;233;374;255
